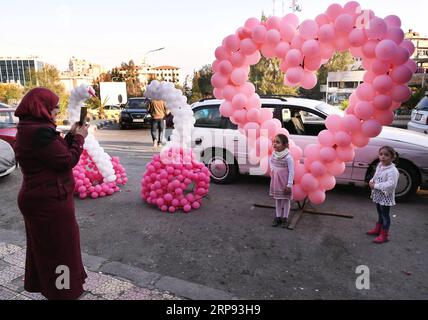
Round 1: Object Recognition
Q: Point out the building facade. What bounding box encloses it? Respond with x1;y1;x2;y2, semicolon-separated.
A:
137;64;181;90
0;56;45;86
405;30;428;70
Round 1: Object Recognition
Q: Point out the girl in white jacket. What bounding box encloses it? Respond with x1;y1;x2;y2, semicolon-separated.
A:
367;146;400;244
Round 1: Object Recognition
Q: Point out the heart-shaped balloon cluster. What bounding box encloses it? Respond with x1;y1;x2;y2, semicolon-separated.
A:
141;147;211;213
73;152;127;199
211;1;415;204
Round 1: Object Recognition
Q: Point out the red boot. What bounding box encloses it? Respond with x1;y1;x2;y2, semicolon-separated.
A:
367;223;382;236
374;229;389;244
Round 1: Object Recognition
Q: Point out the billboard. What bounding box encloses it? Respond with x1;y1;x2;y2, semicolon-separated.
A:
100;82;127;106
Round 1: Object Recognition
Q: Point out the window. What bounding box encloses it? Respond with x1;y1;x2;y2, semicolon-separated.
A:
126;99;148;109
194;106;222;128
416;96;428;111
281;107;326;136
0;111;18;127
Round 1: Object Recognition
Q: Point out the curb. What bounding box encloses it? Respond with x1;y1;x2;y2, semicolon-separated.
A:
0;228;238;300
95;119;118;130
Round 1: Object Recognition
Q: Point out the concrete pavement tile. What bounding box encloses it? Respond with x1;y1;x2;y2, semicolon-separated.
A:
117;286;182;300
0;286;18;300
78;292;104;300
83;271;134;300
20;291;47;300
0;265;25;286
3;249;26;268
81;253;107;271
2;276;24;292
100;261;161;288
0;243;21;259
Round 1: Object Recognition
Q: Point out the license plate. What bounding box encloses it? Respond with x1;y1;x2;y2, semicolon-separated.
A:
133;119;145;123
415;114;422;121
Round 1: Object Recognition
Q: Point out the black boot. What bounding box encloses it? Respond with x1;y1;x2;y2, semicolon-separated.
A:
281;218;289;228
272;217;282;227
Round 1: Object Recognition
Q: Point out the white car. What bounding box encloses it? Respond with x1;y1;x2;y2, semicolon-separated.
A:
189;97;428;201
0;139;16;178
408;94;428;134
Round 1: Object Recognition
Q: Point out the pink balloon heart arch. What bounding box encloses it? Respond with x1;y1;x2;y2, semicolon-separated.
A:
141;81;211;213
67;84;128;199
211;1;416;204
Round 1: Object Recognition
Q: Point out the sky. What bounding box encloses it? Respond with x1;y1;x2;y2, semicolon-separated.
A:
1;0;427;83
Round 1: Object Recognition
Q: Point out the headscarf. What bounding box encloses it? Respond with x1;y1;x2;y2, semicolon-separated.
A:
273;148;289;159
15;87;59;126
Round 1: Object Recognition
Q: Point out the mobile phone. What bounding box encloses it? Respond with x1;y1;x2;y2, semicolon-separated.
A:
79;107;87;126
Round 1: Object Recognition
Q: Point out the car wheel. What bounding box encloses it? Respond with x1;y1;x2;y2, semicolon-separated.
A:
203;148;238;184
395;161;420;201
119;123;126;130
367;160;420;202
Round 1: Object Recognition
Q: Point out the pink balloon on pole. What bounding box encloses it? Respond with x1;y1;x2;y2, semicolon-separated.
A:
320;147;337;163
319;174;336;191
361;119;382;137
356;83;375;101
325;114;343;132
230;68;247;86
391;84;411;102
299;19;319;40
318;130;336;147
318;24;336;43
292;184;307;201
240;38;258;55
386;27;405;46
275;42;290;58
301;173;320;192
375;39;398;61
390;65;413;84
286;67;304;84
310;161;327;177
325;160;346;176
352;130;370;147
334;131;352;147
336;145;355;162
308;189;326;205
326;3;343;21
285;49;303;67
384;15;401;28
334;14;354;34
341;114;361;133
224;34;241;52
302;39;320;57
348;28;367;47
219;101;234;117
365;17;388;40
373;75;394;93
301;71;318;89
373;95;393;110
252;25;267;43
355;101;374;120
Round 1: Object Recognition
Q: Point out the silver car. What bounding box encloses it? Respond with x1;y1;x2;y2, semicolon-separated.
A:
0;139;16;178
189;97;428;201
408;94;428;134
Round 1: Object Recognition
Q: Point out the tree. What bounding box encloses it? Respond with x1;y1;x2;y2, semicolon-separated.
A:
0;83;23;104
25;64;69;118
120;60;143;97
187;65;214;103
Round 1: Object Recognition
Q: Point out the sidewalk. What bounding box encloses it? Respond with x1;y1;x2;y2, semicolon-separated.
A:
0;229;237;300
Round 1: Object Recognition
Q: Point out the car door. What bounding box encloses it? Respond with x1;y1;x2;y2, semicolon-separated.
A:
279;105;353;180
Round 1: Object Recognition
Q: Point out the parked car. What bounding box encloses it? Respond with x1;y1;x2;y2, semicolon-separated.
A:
119;98;151;129
0;139;16;178
189;97;428;201
0;107;18;148
408;93;428;134
103;104;122;119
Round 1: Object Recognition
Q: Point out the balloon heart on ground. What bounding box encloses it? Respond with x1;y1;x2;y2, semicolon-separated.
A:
211;1;415;205
73;152;127;199
67;84;128;199
141;147;211;213
142;81;210;213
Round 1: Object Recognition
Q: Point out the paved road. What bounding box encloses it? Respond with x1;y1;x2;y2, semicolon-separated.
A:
1;124;427;299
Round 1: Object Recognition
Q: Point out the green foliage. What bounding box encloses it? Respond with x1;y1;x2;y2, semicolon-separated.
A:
405;86;426;109
318;52;354;85
340;99;349;111
188;65;213;103
0;83;23;104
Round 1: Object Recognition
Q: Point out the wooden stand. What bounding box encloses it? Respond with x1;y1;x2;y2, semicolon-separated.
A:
254;198;354;230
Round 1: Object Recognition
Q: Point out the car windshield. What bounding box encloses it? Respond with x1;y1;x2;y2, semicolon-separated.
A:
126;100;148;109
415;96;428;111
0;111;18;127
315;102;345;117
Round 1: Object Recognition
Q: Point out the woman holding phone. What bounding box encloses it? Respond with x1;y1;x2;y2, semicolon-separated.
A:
14;87;89;300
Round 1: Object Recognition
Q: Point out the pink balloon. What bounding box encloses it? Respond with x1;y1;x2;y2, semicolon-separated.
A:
301;71;318;89
315;13;330;26
230;68;247;86
289;145;303;161
232;93;248;109
267;16;281;30
373;95;393;110
213;88;223;99
334;14;354;34
390;65;413;84
336;145;355;162
246;51;262;65
304;144;321;162
386;27;405;45
252;25;267;43
326;160;346;176
373;109;395;125
308;189;326;205
232;109;247;124
319;174;336;190
215;46;231;61
352;130;370;147
230;52;246;67
384;15;401;28
355;101;374;120
373;75;394;93
319;43;335;59
261;119;279;139
400;39;415;56
365;17;388;40
350;46;364;58
266;29;281;46
343;1;360;16
275;42;290;59
282;13;300;29
247;94;262;109
391;84;411;102
325;114;343;132
404;60;417;73
258;108;273;123
361;119;382;137
244;122;260;137
260;43;277;58
371;59;390;75
375;39;398;61
348;28;367;47
211;73;228;89
318;24;336;43
362;40;379;59
302;39;320;57
363;70;376;83
294;163;307;182
299;19;319;40
279;21;296;43
219;101;234;117
285;49;303;67
292;184;307;201
356;83;375;101
291;35;305;50
334;131;352;147
326;3;343;21
224;34;240;52
311;161;327;177
341;114;361;132
318;130;335;147
333;35;350;52
391;47;410;66
240;38;258;55
286;67;304;83
320;147;337;163
219;60;233;75
304;56;322;71
301;173;320;192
